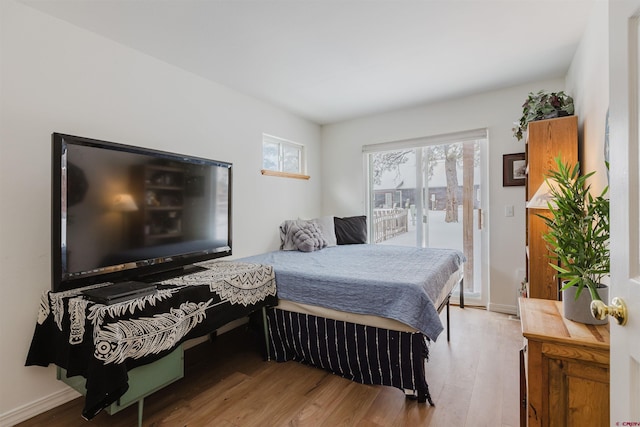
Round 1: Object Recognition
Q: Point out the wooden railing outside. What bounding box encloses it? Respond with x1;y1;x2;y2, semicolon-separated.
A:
373;208;409;243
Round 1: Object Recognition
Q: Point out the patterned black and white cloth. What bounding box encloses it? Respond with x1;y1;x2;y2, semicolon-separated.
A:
25;261;277;420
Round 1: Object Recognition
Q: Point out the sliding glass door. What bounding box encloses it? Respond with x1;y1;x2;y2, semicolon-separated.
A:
365;132;487;306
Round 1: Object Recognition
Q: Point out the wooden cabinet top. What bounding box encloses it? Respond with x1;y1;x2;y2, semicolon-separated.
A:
519;297;610;351
525;115;579;201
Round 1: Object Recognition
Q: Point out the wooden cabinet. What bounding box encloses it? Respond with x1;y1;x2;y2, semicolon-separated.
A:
519;298;609;427
526;116;578;300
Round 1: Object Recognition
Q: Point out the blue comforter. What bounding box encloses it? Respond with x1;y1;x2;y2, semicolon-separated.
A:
240;244;464;341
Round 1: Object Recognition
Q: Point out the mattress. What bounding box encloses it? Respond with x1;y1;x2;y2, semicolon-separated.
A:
276;265;462;333
241;244;465;341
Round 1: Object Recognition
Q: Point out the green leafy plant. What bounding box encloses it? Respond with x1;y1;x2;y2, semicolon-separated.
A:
539;157;609;301
513;90;575;141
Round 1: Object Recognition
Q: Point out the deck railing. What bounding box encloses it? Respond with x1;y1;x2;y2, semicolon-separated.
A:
373;208;409;243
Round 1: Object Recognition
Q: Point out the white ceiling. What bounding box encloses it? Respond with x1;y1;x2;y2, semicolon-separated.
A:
22;0;596;125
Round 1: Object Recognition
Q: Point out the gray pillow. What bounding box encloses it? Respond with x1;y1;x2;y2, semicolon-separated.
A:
310;216;337;247
280;219;310;250
291;222;327;252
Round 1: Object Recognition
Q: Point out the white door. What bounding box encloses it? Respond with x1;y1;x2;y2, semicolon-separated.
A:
609;1;640;423
365;132;488;307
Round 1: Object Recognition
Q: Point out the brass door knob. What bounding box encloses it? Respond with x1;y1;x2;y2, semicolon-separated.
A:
591;297;628;326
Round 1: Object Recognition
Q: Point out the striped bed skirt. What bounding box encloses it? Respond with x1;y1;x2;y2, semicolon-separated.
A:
265;307;434;404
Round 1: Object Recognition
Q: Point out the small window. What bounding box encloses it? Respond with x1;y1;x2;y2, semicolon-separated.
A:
261;134;309;180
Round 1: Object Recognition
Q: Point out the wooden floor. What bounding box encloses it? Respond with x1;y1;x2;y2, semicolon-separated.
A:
17;306;522;427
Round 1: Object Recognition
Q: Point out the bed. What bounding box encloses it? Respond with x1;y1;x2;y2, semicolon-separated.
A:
241;242;465;404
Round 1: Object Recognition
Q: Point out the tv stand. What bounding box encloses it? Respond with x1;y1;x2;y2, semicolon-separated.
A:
57;345;184;427
26;261;277;425
138;263;206;283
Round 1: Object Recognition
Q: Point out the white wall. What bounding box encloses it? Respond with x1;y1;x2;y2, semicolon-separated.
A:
0;0;611;423
0;0;321;422
321;78;567;314
566;0;609;193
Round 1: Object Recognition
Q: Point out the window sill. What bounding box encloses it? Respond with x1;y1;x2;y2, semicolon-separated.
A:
261;170;310;180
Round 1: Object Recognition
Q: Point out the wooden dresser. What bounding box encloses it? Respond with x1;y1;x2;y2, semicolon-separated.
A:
519;298;610;427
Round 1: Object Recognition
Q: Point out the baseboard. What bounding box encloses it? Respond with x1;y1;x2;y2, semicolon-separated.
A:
488;303;517;315
0;387;80;427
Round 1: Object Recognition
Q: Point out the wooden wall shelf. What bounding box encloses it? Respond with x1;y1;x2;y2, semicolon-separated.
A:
261;169;310;180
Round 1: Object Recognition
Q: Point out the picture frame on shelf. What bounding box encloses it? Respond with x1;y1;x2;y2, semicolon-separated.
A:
503;152;526;187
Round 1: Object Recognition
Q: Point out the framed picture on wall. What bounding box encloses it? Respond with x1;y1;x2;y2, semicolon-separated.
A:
503;153;526;187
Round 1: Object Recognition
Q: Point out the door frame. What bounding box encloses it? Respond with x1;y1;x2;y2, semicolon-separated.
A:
362;129;489;308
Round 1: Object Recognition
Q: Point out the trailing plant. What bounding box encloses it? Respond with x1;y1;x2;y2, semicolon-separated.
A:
539;157;609;301
513;90;575;141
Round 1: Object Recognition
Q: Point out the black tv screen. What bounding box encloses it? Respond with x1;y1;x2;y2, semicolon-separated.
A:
52;133;232;292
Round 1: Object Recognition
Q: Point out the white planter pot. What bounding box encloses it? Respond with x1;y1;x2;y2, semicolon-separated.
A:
562;284;609;325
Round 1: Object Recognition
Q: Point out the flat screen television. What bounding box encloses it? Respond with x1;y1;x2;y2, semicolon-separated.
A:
52;133;232;292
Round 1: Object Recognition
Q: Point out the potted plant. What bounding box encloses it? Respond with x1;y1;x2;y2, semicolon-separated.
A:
513;90;575;141
539;157;609;324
